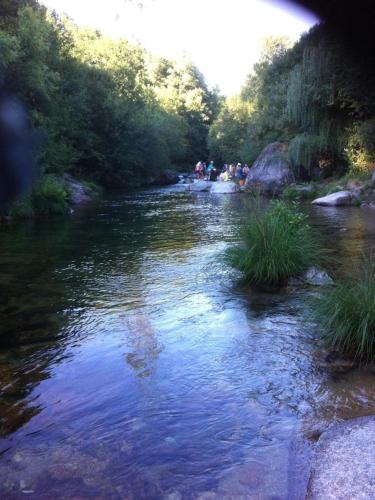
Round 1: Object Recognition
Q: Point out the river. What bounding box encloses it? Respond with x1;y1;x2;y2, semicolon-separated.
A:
0;188;374;499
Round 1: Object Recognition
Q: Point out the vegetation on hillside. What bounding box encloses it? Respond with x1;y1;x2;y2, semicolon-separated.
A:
209;25;375;179
0;0;220;201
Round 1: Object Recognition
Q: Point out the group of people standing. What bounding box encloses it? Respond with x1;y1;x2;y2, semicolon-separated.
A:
194;161;250;186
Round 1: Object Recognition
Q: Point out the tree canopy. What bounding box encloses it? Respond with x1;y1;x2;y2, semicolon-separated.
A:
208;25;375;178
0;0;219;188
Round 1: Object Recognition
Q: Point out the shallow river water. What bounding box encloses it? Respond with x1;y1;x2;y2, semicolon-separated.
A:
0;188;374;499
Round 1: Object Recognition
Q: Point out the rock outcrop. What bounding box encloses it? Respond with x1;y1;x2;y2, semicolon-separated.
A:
210;181;240;194
63;174;96;206
308;416;375;499
245;142;295;195
311;191;352;206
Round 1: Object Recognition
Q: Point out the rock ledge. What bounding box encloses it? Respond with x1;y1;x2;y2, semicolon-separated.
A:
308;416;375;499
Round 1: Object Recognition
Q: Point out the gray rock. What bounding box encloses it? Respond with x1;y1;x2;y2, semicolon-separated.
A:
186;180;213;192
295;184;315;194
63;173;95;206
244;142;294;195
302;267;334;286
288;267;333;287
210;181;240;194
308;416;375;499
312;191;352;206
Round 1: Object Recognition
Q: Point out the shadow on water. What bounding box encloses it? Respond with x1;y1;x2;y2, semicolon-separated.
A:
0;189;374;498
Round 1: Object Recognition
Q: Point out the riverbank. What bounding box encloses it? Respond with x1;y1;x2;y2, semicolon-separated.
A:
1;174;101;223
2;168;183;223
281;171;375;207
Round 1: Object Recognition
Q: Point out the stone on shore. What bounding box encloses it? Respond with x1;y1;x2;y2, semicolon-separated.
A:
63;174;95;206
244;142;294;195
312;191;352;206
186;180;213;192
308;416;375;499
210;181;240;194
302;267;333;286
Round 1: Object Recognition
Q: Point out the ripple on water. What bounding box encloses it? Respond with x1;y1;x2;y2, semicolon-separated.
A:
0;192;374;498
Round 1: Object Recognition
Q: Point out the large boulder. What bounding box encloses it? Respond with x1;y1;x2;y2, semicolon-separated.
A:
210;181;240;194
308;416;375;499
63;174;95;206
186;180;213;192
245;142;294;195
312;191;352;206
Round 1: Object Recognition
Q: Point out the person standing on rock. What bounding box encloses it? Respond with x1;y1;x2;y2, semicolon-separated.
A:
228;164;236;179
209;166;218;181
235;163;243;185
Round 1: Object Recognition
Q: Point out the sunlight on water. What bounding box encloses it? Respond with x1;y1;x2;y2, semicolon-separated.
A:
0;189;374;498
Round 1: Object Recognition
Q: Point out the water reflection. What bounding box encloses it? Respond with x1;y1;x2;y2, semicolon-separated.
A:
123;314;163;378
0;190;374;498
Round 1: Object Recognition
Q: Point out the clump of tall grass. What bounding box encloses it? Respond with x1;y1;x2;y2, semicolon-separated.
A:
32;176;70;215
10;175;70;219
314;259;375;363
226;200;320;286
281;184;318;201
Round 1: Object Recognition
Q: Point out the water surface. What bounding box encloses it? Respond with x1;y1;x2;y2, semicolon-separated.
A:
0;189;374;499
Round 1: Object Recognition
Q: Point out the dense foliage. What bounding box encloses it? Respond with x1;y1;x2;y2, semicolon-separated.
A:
0;0;219;192
209;25;375;178
226;200;320;286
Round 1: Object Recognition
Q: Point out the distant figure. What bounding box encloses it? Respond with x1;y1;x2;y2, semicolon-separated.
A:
202;162;207;178
195;161;205;179
220;170;229;182
243;164;250;179
228;164;236;179
209;166;218;181
235;163;243;184
207;160;214;172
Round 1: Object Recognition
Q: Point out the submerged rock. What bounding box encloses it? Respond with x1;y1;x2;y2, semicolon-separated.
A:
210;181;240;194
288;267;333;287
311;191;352;206
186;180;213;192
244;142;294;195
308;416;375;499
313;349;356;373
302;267;334;286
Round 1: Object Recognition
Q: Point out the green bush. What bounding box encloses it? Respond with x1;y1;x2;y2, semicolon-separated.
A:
32;176;70;216
282;184;318;200
226;200;320;286
9;196;35;219
314;259;375;362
